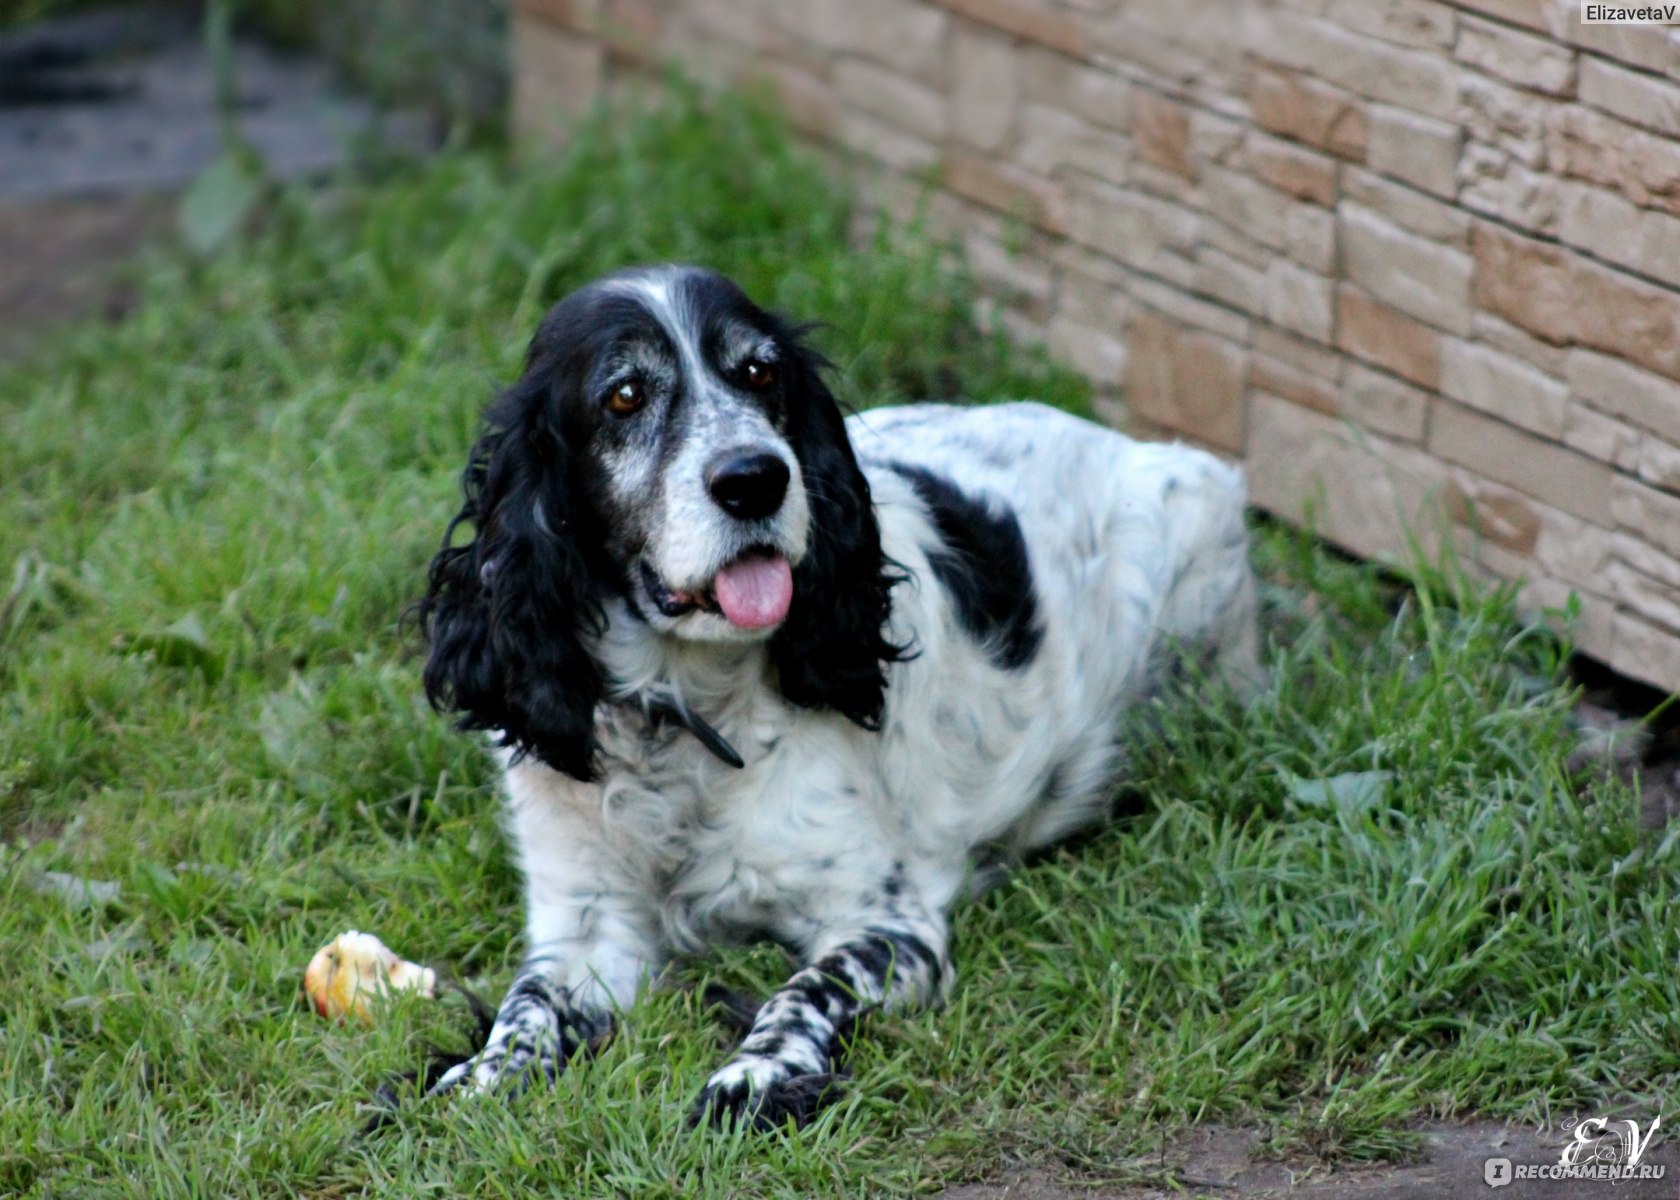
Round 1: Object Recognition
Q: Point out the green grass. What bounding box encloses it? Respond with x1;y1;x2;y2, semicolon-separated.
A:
3;87;1678;1198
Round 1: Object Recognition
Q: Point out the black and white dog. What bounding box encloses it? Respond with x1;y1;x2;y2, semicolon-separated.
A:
418;265;1258;1128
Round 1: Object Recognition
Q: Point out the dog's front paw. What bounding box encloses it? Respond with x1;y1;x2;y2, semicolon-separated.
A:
691;1057;843;1131
426;1029;560;1099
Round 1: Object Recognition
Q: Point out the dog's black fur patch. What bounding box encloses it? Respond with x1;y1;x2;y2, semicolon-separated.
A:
888;462;1043;671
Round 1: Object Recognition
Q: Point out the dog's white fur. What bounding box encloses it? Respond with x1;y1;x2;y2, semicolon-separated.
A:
425;269;1258;1123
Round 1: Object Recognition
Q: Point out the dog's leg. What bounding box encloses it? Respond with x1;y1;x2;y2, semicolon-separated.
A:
693;912;949;1130
428;905;653;1098
431;793;659;1097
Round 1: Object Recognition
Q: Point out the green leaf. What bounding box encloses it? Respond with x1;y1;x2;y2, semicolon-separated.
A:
28;871;122;910
1286;770;1394;815
114;613;225;680
177;154;263;256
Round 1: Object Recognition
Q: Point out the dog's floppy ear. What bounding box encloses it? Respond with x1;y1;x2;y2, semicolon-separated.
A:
770;331;904;729
419;365;604;781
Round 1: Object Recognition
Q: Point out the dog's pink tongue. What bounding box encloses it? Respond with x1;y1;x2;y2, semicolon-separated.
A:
713;554;793;629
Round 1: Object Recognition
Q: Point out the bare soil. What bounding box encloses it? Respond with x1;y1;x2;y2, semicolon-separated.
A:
0;3;429;363
939;1120;1680;1199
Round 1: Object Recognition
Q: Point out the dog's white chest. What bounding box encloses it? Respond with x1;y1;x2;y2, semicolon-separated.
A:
563;703;893;946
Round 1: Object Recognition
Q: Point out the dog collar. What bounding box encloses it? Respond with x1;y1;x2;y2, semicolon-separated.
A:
637;693;745;770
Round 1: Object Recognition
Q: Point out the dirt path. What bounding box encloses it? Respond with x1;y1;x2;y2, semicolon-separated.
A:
0;4;431;362
940;1120;1679;1199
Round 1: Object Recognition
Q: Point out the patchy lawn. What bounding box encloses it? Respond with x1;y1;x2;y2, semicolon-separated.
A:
2;89;1677;1200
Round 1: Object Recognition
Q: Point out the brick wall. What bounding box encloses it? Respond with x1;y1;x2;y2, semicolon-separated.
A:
511;0;1680;694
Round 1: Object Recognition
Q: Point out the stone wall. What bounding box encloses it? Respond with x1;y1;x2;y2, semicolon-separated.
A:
510;0;1680;694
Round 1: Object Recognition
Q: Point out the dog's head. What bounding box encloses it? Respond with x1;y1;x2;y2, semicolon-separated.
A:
418;266;899;780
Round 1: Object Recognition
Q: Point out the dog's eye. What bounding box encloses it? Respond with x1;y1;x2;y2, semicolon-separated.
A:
605;380;645;416
742;359;776;391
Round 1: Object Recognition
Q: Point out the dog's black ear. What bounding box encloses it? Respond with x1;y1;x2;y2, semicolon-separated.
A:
770;333;904;729
418;368;604;781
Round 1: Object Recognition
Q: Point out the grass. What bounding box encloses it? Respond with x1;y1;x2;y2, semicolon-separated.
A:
2;86;1678;1198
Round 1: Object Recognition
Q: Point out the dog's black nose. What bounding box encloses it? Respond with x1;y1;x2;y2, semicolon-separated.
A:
706;452;790;521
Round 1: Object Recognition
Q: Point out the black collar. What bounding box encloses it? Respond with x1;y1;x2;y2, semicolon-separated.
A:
635;693;745;769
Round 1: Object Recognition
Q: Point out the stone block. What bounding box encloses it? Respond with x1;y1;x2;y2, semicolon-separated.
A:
1134;90;1196;180
687;0;771;45
1247;392;1455;561
1016;104;1129;186
1611;612;1680;692
1337;284;1441;387
1556;181;1680;292
1562;403;1642;470
1131;273;1252;342
1429;400;1614;525
1284;202;1339;274
1195;246;1269;315
745;62;839;137
1611;565;1680;635
1547;106;1680;217
1327;0;1454;50
1088;13;1230;97
1344;166;1471;246
1459;74;1550;168
1449;0;1550;31
601;0;665;58
1125;310;1248;451
1065;175;1198;283
1460;145;1558;234
1455;14;1576;95
1448;473;1543;554
1561;17;1680;77
789;0;951;83
1056;264;1127;330
1367;104;1460;197
1341;205;1473;335
1580;55;1680;137
1255;322;1344;378
1468;310;1566;376
1534;506;1617;590
1567;349;1680;442
934;0;1087;57
1251;353;1341;415
1573;257;1680;384
1192;109;1248;167
1638;435;1680;492
951;27;1020;152
1245;134;1338;206
1614;530;1680;589
1020;46;1131;129
1469;221;1576;344
967;227;1056;315
1264;259;1336;341
837;110;940;173
1047;313;1129;385
512;15;606;146
836;58;947;140
1200;165;1296;253
1439;339;1569;438
945;153;1068;233
1251;65;1369;160
1613;474;1680;560
1261;10;1460;120
1342;361;1431;442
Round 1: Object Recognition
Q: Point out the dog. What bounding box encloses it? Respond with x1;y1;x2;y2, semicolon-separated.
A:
417;264;1259;1128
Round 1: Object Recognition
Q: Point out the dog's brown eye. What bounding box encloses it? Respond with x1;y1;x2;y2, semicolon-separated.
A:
605;380;645;416
743;359;776;391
